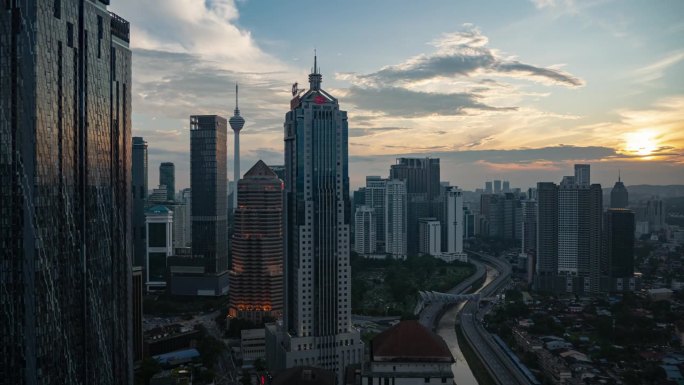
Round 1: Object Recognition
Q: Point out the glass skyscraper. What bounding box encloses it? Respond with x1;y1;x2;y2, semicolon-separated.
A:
266;58;363;382
190;115;229;275
1;2;133;384
159;162;175;201
132;136;148;267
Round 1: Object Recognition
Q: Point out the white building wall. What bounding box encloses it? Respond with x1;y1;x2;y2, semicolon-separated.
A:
355;206;376;255
558;178;579;275
385;180;407;258
419;219;441;257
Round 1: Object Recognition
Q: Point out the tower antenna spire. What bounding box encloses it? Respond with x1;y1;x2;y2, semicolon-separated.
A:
618;169;621;183
314;48;318;74
235;83;239;111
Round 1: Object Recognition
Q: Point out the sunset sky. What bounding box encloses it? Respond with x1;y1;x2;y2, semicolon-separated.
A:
111;0;684;191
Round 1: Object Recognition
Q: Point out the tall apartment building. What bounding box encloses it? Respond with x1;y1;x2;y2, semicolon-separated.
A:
266;59;363;382
419;218;442;257
534;165;602;294
385;179;408;258
365;176;387;253
354;206;377;256
535;182;559;292
229;160;283;324
1;3;133;383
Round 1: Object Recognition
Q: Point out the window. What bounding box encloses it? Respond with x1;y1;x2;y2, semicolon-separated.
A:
66;22;74;47
53;0;61;18
424;378;430;383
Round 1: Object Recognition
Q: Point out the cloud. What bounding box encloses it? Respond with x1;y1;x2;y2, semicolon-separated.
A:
633;50;684;84
339;25;584;88
344;86;516;117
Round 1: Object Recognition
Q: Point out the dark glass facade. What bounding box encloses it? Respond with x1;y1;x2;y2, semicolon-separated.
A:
132;136;148;267
1;2;133;384
190;115;228;274
604;209;635;278
610;179;628;209
535;182;558;290
159;162;175;201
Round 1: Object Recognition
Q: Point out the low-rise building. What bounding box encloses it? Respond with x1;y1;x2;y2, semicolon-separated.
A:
362;321;454;385
241;328;266;367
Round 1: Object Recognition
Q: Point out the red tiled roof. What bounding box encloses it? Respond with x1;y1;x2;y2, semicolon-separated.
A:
372;320;454;362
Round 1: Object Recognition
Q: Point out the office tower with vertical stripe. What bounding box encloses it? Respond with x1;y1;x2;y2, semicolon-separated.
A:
266;57;362;383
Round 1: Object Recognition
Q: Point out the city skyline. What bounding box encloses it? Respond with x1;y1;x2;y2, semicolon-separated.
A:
110;0;684;190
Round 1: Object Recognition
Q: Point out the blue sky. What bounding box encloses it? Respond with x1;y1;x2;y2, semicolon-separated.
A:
111;0;684;191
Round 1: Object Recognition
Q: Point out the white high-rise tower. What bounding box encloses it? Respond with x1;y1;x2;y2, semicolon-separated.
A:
229;84;245;209
265;55;363;383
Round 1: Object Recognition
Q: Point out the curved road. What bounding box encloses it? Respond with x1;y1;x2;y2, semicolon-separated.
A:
418;252;531;385
459;252;529;385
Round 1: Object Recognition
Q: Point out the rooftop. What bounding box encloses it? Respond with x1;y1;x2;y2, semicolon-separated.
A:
371;320;453;362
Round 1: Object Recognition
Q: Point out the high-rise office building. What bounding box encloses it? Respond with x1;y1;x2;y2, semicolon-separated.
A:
132;266;144;363
574;164;590;187
521;200;537;254
605;209;635;278
419;218;441;257
485;181;493;194
494;180;502;194
266;58;362;381
145;205;174;292
147;184;171;204
503;180;510;193
133;137;149;267
190;115;229;275
159;162;176;201
181;188;192;246
390;158;441;199
229;84;246;210
385;180;408;258
535;182;559;291
365;176;387;253
1;4;133;384
354;206;377;256
229;160;283;324
390;158;440;255
610;174;628;209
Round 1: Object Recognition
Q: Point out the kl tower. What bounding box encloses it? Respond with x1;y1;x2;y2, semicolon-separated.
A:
229;83;245;210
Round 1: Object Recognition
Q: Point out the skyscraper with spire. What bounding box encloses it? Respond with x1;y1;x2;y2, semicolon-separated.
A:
266;55;363;383
229;84;246;210
610;172;628;209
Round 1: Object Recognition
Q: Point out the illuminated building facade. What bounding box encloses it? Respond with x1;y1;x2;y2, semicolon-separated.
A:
229;160;284;323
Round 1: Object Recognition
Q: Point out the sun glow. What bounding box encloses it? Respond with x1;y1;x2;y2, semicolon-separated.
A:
624;130;658;156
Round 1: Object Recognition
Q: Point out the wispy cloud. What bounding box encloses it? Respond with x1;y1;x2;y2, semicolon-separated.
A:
633;50;684;84
339;25;584;88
